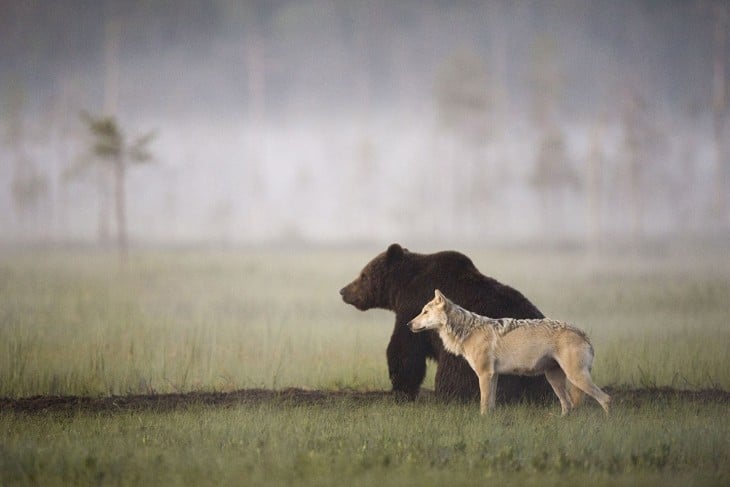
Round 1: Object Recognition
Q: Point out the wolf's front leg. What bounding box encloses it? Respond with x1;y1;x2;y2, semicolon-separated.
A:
479;372;497;414
488;374;498;410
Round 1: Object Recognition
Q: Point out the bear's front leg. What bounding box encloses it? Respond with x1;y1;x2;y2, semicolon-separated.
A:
387;322;428;400
434;352;480;402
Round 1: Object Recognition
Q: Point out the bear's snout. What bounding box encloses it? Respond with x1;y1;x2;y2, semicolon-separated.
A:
340;284;356;298
340;284;363;308
339;285;352;301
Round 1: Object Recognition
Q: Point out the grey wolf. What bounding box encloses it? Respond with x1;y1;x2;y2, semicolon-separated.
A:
407;290;610;415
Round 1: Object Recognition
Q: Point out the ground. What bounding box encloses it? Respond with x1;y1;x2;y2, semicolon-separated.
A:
2;386;727;414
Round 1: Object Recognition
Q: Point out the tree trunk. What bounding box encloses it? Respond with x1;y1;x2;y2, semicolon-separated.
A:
103;12;120;116
99;3;120;245
712;2;728;224
623;88;644;248
587;119;604;249
97;165;111;244
628;148;643;248
245;27;265;125
114;158;127;264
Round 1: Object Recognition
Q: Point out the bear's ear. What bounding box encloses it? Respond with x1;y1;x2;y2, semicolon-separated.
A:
386;243;404;263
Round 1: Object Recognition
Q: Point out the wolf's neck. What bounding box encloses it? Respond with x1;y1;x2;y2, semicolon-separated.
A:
438;304;493;354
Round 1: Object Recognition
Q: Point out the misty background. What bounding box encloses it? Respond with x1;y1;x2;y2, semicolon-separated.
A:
2;0;729;249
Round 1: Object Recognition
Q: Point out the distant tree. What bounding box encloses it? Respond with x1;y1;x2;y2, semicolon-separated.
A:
4;79;49;240
622;89;646;246
348;134;378;236
72;113;156;263
11;162;49;238
96;2;123;243
214;0;268;123
528;36;580;238
529;36;561;130
620;87;667;247
209;198;235;245
530;126;581;238
434;49;493;238
435;49;491;148
102;3;121;116
710;0;728;224
586;115;608;248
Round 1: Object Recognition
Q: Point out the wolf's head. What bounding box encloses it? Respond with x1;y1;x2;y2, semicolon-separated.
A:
407;289;450;333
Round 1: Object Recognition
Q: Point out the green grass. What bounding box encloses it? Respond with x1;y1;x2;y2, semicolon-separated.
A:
0;246;728;485
0;250;394;397
1;398;727;486
2;247;727;396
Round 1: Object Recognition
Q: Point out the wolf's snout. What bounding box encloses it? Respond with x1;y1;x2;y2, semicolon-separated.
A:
339;287;346;296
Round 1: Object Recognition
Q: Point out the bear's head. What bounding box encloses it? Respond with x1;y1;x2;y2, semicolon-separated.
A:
340;243;408;311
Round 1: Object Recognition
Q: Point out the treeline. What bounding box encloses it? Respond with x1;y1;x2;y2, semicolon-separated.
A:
0;0;721;117
0;0;728;246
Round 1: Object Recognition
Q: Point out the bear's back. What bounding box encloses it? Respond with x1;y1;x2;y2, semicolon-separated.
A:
403;250;543;321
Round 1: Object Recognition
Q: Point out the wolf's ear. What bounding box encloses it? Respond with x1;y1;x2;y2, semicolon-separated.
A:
386;243;404;263
434;289;445;303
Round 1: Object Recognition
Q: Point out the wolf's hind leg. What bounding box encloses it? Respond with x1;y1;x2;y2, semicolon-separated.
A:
564;369;611;414
544;367;572;415
567;382;585;408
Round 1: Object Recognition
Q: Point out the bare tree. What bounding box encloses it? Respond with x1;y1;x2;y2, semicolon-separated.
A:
530;126;580;239
4;79;49;240
620;87;669;247
622;88;647;247
586;115;607;248
528;35;580;239
11;161;49;240
93;1;123;244
711;0;728;224
434;49;492;239
74;113;155;263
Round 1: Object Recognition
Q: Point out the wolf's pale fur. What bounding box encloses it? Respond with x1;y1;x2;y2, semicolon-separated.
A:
408;290;610;415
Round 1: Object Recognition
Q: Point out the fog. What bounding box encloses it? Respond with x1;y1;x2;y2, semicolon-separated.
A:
2;0;729;248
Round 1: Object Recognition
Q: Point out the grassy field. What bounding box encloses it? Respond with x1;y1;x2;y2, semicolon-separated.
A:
0;246;728;485
2;397;727;486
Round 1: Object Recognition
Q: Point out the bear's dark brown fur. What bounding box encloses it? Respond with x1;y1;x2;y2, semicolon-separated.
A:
340;243;553;402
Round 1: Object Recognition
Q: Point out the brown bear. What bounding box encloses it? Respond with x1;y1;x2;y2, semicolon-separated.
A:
340;243;552;403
